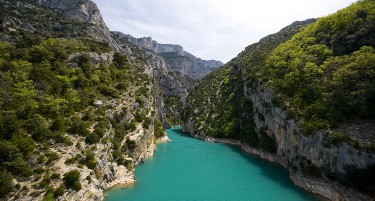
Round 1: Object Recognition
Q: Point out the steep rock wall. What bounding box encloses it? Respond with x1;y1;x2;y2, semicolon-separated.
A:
117;34;223;80
183;81;375;200
34;0;122;51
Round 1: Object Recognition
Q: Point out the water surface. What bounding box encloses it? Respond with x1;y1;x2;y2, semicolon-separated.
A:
105;127;316;201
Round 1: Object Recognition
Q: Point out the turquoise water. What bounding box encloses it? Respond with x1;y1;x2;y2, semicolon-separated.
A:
105;127;316;201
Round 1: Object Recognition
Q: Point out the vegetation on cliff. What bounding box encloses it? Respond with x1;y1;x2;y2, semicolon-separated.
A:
183;19;313;146
261;0;375;134
184;0;375;195
185;0;374;147
0;34;155;198
0;1;159;199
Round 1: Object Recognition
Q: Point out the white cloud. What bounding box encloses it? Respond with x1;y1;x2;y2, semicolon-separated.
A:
93;0;357;63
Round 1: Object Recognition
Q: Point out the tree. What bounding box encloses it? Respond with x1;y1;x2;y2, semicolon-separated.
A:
28;114;52;141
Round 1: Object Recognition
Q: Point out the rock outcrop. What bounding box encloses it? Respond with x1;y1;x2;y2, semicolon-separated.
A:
182;8;375;200
33;0;121;51
183;82;375;200
1;1;171;200
245;84;375;200
115;33;223;80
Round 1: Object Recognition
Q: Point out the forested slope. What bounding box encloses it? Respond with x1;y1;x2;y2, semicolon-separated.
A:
183;0;375;199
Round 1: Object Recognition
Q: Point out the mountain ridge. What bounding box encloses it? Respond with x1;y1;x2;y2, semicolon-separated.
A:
112;32;223;80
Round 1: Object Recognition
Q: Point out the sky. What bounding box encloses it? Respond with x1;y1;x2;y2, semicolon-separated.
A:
92;0;357;63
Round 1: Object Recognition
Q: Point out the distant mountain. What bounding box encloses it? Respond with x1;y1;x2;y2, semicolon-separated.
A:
113;33;223;80
0;0;199;200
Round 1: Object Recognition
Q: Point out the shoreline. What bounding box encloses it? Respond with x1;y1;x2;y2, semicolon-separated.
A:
184;131;372;201
103;133;171;196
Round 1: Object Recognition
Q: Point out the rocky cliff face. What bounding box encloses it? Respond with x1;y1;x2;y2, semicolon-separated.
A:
33;0;122;51
14;82;157;201
125;35;184;55
183;66;375;201
118;33;223;80
182;7;375;200
0;1;171;201
245;84;375;200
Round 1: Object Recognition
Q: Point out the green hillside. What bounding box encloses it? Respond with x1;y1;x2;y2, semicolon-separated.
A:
185;0;375;139
183;0;375;196
0;1;155;198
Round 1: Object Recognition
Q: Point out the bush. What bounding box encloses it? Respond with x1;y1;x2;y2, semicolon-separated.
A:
84;150;97;169
154;120;165;138
329;132;351;146
93;123;106;138
50;117;67;132
53;183;65;198
142;118;151;129
97;85;118;98
124;121;136;132
85;132;100;144
0;171;13;198
63;170;81;191
134;112;144;123
28;114;53;141
45;151;59;165
113;52;128;69
68;116;90;136
125;137;136;150
0;141;31;175
115;82;128;90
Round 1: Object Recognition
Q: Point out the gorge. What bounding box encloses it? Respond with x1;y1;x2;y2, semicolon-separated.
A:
0;0;374;201
105;127;317;201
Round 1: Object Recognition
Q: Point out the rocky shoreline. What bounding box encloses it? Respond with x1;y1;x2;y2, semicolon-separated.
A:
183;127;373;201
102;134;171;196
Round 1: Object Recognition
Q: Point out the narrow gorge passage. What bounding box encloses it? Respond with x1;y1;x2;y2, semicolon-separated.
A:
105;127;317;201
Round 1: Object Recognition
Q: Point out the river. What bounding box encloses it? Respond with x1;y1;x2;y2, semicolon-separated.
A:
105;127;317;201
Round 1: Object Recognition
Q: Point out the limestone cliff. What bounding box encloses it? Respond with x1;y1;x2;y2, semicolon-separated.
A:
183;64;375;201
183;3;375;200
118;33;223;80
33;0;123;52
0;1;169;201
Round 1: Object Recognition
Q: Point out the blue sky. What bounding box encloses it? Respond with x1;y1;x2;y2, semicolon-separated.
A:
93;0;357;63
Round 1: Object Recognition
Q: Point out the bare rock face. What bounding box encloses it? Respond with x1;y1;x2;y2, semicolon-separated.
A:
124;35;184;55
34;0;121;50
246;84;375;175
183;81;375;201
112;31;193;96
116;33;223;80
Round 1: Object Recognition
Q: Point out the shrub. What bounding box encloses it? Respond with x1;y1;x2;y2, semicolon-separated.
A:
97;85;118;98
115;82;128;91
51;173;60;180
142;118;151;129
68;116;89;136
0;171;13;198
53;183;65;198
63;170;81;191
93;124;106;138
45;151;59;165
84;150;97;169
50;117;67;132
28;114;53;141
85;132;100;144
125;137;136;150
154;120;165;138
329;132;351;146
